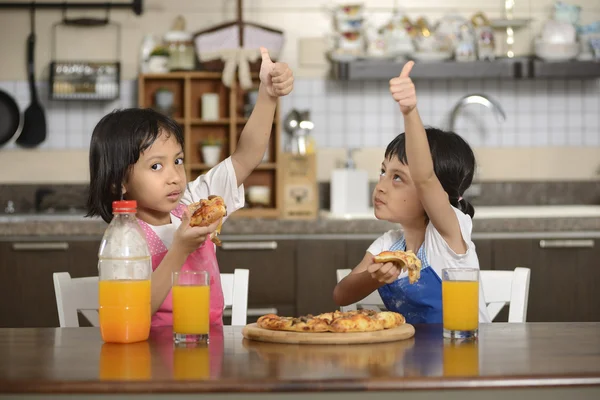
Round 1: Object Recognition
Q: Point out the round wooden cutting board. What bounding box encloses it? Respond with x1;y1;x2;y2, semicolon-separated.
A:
242;323;415;345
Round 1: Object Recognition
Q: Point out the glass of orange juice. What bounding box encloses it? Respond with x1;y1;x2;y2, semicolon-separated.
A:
172;271;210;344
442;268;479;339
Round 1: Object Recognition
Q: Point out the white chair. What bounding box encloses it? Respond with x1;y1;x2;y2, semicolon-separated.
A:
480;268;530;323
220;269;249;325
53;272;100;328
336;269;385;312
335;267;531;323
53;269;250;327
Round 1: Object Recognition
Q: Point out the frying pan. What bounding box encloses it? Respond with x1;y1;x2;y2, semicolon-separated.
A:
0;90;21;147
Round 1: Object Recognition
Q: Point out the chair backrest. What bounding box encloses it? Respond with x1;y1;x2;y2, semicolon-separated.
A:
336;267;531;323
53;269;250;327
336;269;384;312
53;272;100;328
220;269;249;325
480;267;531;323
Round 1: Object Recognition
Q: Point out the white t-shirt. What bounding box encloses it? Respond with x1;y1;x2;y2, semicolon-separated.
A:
367;206;491;323
150;157;245;248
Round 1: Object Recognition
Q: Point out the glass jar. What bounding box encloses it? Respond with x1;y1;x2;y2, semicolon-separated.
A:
164;31;195;71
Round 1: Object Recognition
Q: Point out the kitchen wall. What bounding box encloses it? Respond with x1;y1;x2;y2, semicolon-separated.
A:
0;0;599;183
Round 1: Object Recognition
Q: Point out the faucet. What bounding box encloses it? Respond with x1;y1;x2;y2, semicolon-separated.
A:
449;94;506;132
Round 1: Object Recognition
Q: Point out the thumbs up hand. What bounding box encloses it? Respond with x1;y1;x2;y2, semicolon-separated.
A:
259;46;294;98
389;61;416;115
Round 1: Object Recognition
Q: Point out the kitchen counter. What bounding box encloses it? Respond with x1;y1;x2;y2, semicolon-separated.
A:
0;323;599;399
0;205;599;238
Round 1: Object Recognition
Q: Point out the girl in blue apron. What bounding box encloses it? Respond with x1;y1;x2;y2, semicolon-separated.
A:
333;61;490;324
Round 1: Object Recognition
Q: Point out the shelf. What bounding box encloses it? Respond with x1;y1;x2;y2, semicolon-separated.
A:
174;118;185;124
332;58;525;80
331;57;600;80
141;72;223;79
236;119;278;125
529;60;600;79
191;118;230;125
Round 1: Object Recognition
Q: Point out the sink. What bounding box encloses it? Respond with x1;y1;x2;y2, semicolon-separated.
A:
322;205;600;220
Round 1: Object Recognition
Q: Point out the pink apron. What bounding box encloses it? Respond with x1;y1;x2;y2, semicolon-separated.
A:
138;203;224;327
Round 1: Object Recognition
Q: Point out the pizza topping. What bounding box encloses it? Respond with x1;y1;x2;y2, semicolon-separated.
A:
188;195;227;246
257;309;405;333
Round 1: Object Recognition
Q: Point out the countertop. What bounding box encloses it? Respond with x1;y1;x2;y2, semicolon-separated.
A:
0;323;599;398
0;205;599;238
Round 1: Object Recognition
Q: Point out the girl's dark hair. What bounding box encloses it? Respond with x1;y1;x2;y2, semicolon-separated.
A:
86;108;184;223
385;127;476;218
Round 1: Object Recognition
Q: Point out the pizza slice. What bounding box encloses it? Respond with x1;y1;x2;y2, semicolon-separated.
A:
188;195;227;246
257;314;330;332
373;250;422;284
375;311;406;329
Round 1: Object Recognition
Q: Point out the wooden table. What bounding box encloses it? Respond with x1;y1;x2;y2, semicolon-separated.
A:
1;323;599;399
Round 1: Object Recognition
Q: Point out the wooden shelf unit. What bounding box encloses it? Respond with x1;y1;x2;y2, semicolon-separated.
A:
138;72;282;218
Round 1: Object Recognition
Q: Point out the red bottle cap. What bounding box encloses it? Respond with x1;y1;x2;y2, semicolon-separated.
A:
112;200;137;213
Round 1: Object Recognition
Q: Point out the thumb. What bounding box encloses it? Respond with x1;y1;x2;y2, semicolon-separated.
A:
260;46;272;63
181;208;191;227
399;61;414;78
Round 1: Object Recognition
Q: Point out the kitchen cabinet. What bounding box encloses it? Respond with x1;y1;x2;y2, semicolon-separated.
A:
296;240;346;316
1;234;597;327
474;239;493;270
493;237;600;323
0;238;101;328
216;239;296;323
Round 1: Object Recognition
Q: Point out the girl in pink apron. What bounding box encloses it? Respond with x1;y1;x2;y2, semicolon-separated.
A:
86;49;293;333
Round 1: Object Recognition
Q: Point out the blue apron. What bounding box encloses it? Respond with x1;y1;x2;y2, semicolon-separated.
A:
377;237;443;324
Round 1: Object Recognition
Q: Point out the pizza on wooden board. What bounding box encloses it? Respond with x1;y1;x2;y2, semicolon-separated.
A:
373;250;422;284
188;195;227;246
257;309;405;333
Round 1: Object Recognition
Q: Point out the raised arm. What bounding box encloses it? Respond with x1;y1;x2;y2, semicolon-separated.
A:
389;62;466;253
231;47;294;186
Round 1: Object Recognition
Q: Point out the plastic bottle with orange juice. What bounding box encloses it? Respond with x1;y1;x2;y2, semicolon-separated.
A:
98;200;152;343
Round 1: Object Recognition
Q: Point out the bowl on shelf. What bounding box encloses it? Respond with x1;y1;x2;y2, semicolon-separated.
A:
534;40;579;62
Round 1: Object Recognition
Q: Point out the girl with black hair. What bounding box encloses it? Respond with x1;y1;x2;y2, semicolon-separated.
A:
87;48;294;328
334;62;491;324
